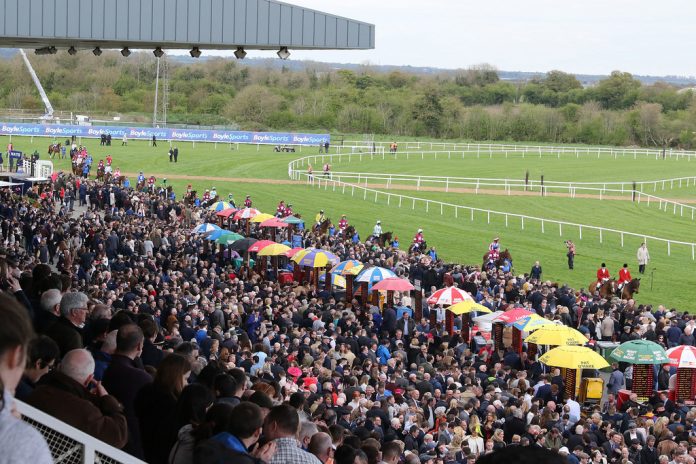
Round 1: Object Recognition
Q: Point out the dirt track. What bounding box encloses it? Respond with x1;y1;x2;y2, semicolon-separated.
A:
122;172;696;204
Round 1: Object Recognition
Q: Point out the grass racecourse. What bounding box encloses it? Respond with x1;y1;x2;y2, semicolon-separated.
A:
5;135;696;310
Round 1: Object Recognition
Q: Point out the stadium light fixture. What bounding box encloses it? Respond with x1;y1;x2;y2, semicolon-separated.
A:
153;47;164;58
234;47;247;59
120;47;131;57
190;47;202;58
35;46;57;55
277;47;290;60
92;47;102;56
67;46;77;55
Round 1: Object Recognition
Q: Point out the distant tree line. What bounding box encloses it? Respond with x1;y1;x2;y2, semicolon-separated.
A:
1;53;695;147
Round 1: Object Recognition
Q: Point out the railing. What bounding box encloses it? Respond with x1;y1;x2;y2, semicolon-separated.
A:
340;141;696;159
320;171;696;220
15;399;145;464
291;172;696;259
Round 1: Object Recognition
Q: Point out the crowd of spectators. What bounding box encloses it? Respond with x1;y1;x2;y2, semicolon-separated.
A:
1;172;696;464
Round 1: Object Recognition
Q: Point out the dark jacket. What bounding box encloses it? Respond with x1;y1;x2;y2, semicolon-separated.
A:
44;316;84;356
102;354;153;458
140;340;165;368
135;383;179;464
194;438;262;464
26;370;128;448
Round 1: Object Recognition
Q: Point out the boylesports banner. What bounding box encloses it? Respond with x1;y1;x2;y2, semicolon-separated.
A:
0;122;330;146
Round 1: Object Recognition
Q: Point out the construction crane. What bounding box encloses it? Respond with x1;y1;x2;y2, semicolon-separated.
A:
19;49;54;120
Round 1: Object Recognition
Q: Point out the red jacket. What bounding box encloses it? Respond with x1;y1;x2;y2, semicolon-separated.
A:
618;268;632;283
597;268;610;281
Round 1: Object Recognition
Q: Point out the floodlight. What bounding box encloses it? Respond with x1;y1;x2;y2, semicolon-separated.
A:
234;47;247;59
93;47;102;56
67;46;77;55
153;47;164;58
190;47;202;58
120;47;131;57
277;47;290;60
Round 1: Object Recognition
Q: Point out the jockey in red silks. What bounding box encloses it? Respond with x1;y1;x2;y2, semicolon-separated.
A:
488;237;501;262
276;200;286;218
338;215;348;232
244;195;252;208
413;229;424;249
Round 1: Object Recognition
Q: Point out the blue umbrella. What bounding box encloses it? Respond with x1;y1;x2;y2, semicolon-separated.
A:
192;223;221;234
355;266;396;283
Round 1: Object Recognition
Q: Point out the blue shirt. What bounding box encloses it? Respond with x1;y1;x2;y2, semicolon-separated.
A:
212;432;248;454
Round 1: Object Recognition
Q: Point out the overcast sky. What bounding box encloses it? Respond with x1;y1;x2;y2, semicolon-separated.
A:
209;0;695;77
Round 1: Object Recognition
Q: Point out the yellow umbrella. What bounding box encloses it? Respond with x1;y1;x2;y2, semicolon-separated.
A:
448;300;492;315
257;243;291;256
250;213;275;223
525;325;587;346
539;346;609;370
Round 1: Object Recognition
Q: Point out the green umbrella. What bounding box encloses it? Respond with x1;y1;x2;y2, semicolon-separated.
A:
281;215;304;225
610;340;668;365
214;232;245;245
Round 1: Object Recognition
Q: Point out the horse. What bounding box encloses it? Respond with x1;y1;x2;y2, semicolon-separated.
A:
343;225;356;240
590;279;616;299
409;240;428;255
317;218;332;235
375;231;393;248
47;143;61;159
482;248;512;269
620;278;640;299
95;166;105;182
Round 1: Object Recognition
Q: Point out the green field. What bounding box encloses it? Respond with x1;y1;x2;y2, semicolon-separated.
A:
5;136;696;310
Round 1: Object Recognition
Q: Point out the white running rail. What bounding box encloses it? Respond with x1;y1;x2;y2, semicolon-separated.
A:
15;399;145;464
291;171;696;260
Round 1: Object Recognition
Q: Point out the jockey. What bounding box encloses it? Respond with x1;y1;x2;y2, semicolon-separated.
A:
413;229;424;249
97;159;104;170
104;164;112;175
137;172;145;184
597;263;611;284
338;215;348;231
105;154;112;165
244;195;252;207
202;190;211;202
148;175;156;189
187;184;193;195
276;200;287;217
618;263;632;290
284;203;293;217
372;220;383;239
488;237;500;262
315;210;326;227
113;167;121;178
227;193;236;208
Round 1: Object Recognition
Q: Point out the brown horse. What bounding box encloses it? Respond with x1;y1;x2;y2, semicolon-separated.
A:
317;218;332;235
409;240;428;254
375;231;393;248
47;143;61;159
590;279;616;299
482;248;512;268
620;278;640;299
96;165;105;182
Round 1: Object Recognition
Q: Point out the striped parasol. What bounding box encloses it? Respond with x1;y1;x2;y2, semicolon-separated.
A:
355;266;397;284
319;273;347;288
666;345;696;368
285;247;305;258
208;201;234;212
233;208;261;220
191;223;221;234
292;249;340;268
331;260;364;276
426;287;470;306
493;308;534;324
511;314;555;332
